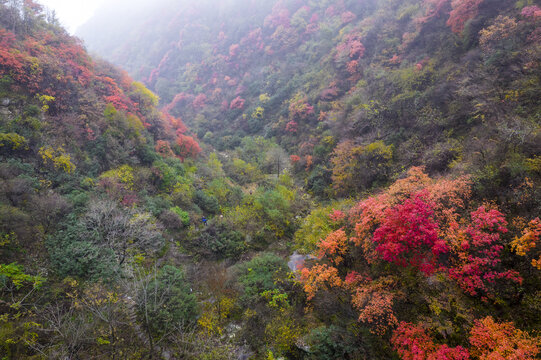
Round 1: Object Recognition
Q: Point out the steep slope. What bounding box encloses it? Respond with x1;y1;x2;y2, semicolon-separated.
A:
77;0;541;359
1;2;314;358
80;0;541;202
1;0;540;359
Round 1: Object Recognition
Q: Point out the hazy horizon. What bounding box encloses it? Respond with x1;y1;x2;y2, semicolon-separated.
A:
37;0;106;33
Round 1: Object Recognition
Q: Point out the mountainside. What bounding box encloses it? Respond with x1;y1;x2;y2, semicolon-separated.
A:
1;0;540;359
80;0;541;201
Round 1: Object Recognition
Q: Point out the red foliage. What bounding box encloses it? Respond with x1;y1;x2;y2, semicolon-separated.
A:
335;33;365;65
415;0;451;27
285;120;298;133
300;264;342;301
289;96;314;120
175;133;201;161
446;0;483;33
304;155;313;171
448;206;522;299
192;93;207;108
229;43;240;57
341;11;356;24
264;2;290;28
229;96;245;110
318;229;348;264
325;6;338;18
346;60;358;74
373;193;448;275
155;140;175;158
351;280;398;335
163;112;188;134
521;5;541;18
290;155;301;163
164;92;193;113
392;322;470;360
329;209;346;223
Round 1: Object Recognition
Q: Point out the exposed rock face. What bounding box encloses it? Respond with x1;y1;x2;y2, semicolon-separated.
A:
288;251;315;272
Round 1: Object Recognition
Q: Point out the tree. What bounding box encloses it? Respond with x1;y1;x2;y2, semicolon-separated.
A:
82;200;164;265
446;0;483;33
236;253;289;304
264;147;290;177
392;322;470;360
373;193;448;275
479;16;518;53
301;168;524;335
134;265;198;358
511;218;541;270
469;317;540;359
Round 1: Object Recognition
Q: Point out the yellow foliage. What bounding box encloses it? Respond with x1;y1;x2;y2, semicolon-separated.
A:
265;314;301;355
525;156;541;174
131;81;159;107
259;93;271;103
198;309;223;336
0;133;29;151
100;164;135;190
35;93;55;112
39;146;76;173
511;218;541;270
252;106;264;119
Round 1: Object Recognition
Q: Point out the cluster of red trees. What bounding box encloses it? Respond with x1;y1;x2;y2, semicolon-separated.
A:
155;112;201;161
301;168;532;341
416;0;485;34
393;317;539;359
1;3;202;163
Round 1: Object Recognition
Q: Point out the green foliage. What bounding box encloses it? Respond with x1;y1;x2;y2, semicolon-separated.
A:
306;326;357;360
294;200;353;253
137;265;198;336
230;158;260;184
0;263;44;290
236;253;289;304
170;206;190;226
195;190;220;214
47;221;119;282
130;81;159;107
195;223;247;259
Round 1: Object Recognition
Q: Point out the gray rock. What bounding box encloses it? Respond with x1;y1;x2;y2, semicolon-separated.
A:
288;251;316;272
0;107;11;115
1;98;10;107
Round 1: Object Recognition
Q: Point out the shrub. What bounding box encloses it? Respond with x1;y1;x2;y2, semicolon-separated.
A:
236;253;289;304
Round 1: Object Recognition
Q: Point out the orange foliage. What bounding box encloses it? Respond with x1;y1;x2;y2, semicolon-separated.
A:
469;317;540;359
300;264;342;301
351;278;398;335
317;229;348;264
511;218;541;270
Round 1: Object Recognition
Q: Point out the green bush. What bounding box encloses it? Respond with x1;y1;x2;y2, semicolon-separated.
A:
195;190;219;214
196;223;247;259
170;206;190;226
236;253;289;304
306;326;356;360
137;265;198;336
47;221;119;282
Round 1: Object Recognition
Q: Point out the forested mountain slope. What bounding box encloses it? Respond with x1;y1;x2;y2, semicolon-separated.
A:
0;0;540;359
80;0;541;202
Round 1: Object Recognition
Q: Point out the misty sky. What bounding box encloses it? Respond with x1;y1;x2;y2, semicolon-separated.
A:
38;0;106;33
